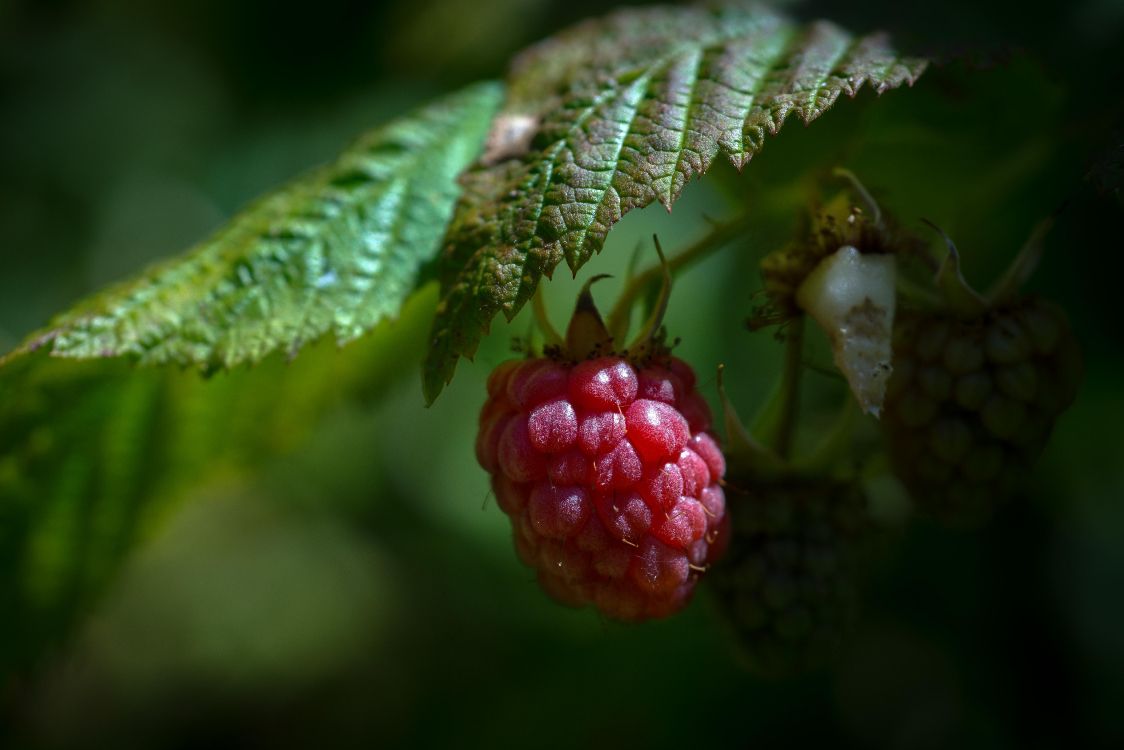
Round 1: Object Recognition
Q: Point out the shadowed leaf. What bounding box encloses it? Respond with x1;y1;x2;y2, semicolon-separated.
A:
424;2;925;401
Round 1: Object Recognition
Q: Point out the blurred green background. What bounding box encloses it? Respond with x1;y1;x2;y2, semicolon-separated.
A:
1;0;1122;747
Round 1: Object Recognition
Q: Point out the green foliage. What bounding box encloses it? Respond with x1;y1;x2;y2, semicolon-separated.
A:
0;80;501;674
1;82;501;372
0;0;927;684
3;0;1121;744
423;2;926;401
0;289;436;674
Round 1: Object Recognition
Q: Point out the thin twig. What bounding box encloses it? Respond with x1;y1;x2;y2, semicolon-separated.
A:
606;212;754;338
532;286;564;350
774;316;805;460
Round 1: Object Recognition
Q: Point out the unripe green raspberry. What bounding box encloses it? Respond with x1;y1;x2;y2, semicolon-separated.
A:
884;298;1081;524
708;478;869;677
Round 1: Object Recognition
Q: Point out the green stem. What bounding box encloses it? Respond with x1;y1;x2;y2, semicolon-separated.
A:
793;396;858;475
986;215;1052;306
775;316;805;460
831;167;882;226
750;315;806;459
716;364;787;478
606;212;753;342
624;235;672;353
532;286;563;350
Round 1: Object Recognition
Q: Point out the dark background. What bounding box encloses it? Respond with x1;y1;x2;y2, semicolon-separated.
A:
1;0;1122;747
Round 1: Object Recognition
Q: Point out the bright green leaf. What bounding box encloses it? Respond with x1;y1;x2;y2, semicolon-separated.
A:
423;3;925;401
0;81;502;675
1;81;502;372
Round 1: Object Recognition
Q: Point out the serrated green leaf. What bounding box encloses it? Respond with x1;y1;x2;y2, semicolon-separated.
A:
1;81;502;372
0;82;502;676
423;2;925;401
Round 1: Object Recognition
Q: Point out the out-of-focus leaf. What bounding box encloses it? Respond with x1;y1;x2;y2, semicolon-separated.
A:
423;2;925;400
0;287;436;676
0;82;501;372
0;82;502;674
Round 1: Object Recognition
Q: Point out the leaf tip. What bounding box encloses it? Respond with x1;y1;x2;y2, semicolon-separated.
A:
421;357;451;406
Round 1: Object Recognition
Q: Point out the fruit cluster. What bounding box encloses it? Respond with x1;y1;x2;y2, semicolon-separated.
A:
476;354;729;621
470;176;1083;660
709;478;868;676
884;298;1082;522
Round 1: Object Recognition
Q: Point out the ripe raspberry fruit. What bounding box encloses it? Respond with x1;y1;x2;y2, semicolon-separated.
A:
884;297;1081;523
709;477;868;677
477;279;728;621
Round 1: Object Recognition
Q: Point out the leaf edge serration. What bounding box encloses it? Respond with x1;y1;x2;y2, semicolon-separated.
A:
423;2;926;403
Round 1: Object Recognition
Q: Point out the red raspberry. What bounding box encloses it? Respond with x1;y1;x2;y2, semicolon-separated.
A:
479;354;729;621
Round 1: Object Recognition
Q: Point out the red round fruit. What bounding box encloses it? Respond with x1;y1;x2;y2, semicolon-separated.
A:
478;354;727;621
